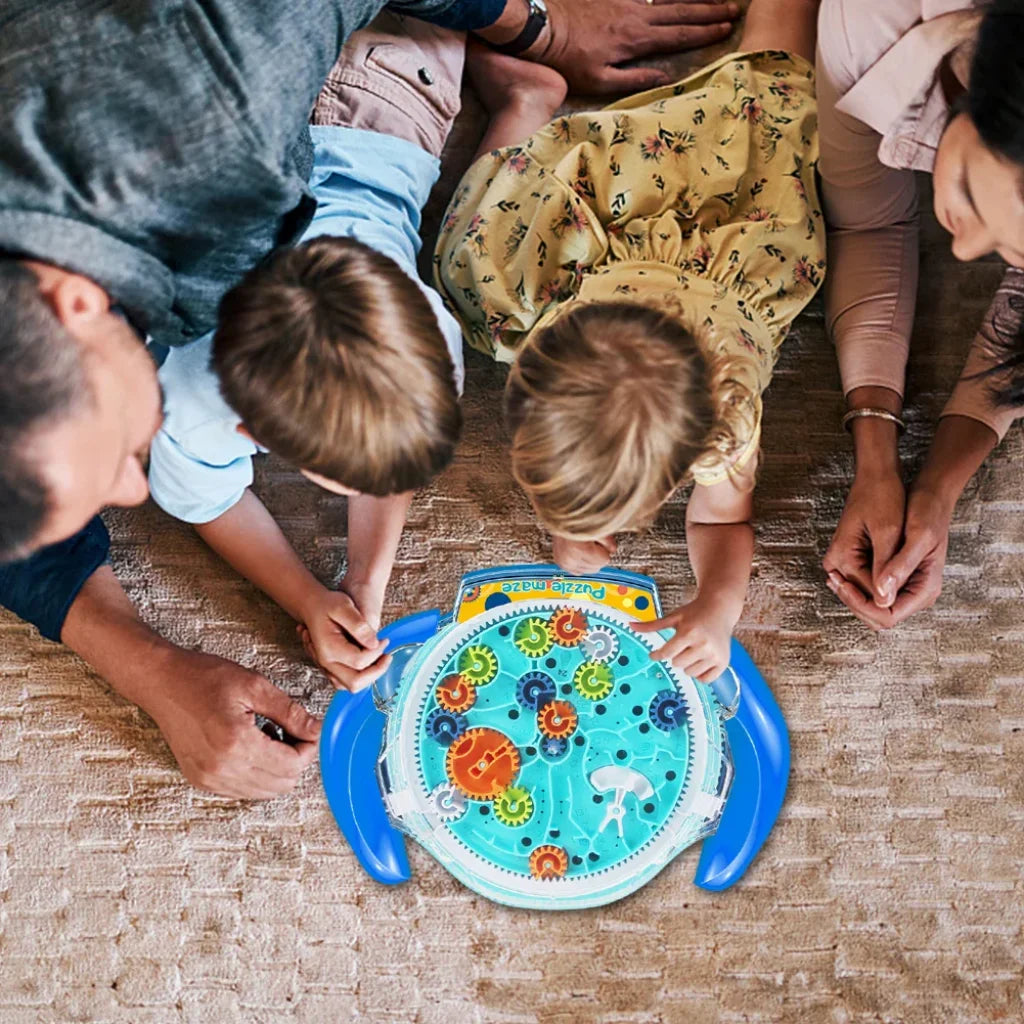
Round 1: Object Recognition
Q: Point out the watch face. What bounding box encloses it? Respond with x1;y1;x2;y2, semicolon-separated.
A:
531;0;548;14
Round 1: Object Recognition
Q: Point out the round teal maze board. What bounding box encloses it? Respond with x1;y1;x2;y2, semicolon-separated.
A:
378;599;733;910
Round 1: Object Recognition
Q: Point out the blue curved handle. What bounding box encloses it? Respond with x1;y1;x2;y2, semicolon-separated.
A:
319;609;441;884
694;639;790;891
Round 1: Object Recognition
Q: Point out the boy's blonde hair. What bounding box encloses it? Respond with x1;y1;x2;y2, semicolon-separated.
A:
214;237;461;495
505;300;753;540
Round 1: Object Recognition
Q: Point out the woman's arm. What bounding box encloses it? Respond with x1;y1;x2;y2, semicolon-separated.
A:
817;15;922;611
833;269;1024;625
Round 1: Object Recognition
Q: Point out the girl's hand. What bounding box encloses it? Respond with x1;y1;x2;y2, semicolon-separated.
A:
551;534;617;575
297;587;390;692
632;595;737;682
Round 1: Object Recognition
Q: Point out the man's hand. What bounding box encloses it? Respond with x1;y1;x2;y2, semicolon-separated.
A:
632;593;735;681
552;534;617;575
146;647;320;800
297;585;389;692
539;0;740;94
822;467;906;626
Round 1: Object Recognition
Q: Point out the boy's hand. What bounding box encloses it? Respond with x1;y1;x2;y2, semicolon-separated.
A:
297;587;390;692
147;648;320;800
632;594;737;682
552;535;617;575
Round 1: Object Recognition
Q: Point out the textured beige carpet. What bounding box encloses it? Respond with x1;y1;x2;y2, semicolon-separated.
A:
2;33;1023;1024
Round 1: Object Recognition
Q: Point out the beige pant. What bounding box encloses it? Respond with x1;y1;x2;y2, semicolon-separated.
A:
311;12;466;159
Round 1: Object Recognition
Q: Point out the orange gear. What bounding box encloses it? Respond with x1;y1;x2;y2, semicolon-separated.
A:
550;607;588;646
436;673;476;713
529;845;569;880
445;727;521;800
537;700;577;740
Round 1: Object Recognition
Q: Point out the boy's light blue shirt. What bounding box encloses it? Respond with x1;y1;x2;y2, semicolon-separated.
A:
149;126;465;525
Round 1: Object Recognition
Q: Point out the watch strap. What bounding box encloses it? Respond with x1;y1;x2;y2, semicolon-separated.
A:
491;2;547;57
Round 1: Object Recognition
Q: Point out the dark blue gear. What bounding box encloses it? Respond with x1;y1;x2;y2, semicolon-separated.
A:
516;671;557;710
426;708;468;745
540;735;569;759
649;690;687;732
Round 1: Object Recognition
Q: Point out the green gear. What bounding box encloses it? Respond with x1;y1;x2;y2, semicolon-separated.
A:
573;660;614;701
513;617;554;657
457;644;499;685
493;786;534;827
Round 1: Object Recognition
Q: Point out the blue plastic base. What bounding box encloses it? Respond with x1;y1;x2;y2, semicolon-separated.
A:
693;638;790;891
319;609;442;885
321;615;790;894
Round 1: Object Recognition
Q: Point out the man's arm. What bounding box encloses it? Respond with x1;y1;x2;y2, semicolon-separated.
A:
396;0;740;94
0;515;110;642
60;564;320;799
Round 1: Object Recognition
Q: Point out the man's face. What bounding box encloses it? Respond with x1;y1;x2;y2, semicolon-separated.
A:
26;300;163;552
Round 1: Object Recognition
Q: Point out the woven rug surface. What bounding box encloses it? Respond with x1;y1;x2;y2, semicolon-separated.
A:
1;35;1022;1024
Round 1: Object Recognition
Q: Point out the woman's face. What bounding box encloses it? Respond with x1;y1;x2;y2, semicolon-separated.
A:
933;113;1024;267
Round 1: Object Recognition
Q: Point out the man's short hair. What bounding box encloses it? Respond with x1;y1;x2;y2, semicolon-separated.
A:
0;261;88;562
213;237;462;495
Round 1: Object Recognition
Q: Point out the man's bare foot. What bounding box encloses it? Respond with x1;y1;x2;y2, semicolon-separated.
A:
467;39;568;123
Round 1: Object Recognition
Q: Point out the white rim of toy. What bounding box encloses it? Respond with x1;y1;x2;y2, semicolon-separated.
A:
390;598;711;899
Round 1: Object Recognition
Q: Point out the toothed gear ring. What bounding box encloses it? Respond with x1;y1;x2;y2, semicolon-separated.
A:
649;689;687;732
580;626;619;662
516;671;557;710
430;783;467;822
550;607;588;646
513;616;554;657
538;699;578;739
573;660;614;701
457;644;499;685
436;673;476;713
493;786;534;827
426;708;468;744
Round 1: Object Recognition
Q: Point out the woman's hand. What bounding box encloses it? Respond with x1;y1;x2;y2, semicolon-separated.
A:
551;534;617;575
823;466;906;625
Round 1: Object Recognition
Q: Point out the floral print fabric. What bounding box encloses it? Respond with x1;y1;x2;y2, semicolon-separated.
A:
435;50;825;484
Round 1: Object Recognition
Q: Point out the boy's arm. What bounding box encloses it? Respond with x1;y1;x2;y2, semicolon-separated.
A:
634;469;755;682
194;490;389;691
337;492;414;628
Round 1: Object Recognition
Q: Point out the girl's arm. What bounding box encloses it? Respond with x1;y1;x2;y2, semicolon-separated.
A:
633;467;755;682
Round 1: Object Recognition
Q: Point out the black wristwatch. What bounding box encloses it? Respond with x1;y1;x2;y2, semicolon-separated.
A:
491;0;548;57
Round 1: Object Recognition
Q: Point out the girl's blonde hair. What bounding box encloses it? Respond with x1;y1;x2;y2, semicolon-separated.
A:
505;298;757;541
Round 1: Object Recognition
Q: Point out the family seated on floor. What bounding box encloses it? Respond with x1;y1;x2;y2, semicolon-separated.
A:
1;0;1022;800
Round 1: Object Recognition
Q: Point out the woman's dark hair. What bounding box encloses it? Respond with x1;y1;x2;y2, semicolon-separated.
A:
967;0;1024;405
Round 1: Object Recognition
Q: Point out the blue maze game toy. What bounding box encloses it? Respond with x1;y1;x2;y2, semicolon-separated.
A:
320;565;789;909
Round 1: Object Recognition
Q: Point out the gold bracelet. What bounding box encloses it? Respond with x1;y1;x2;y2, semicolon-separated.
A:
841;407;906;433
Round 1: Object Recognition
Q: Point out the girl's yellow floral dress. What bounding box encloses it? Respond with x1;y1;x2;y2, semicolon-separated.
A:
434;50;825;485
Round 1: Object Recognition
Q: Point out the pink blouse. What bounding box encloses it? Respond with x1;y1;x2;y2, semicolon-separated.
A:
818;0;1024;439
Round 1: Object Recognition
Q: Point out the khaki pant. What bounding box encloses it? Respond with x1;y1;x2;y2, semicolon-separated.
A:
311;12;466;159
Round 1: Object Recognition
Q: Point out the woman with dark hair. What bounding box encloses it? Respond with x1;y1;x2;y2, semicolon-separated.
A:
819;0;1024;628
